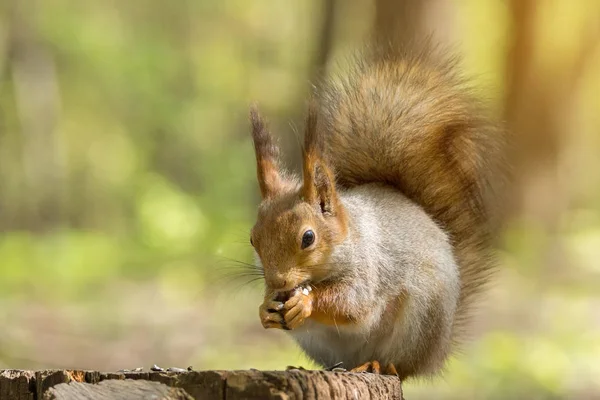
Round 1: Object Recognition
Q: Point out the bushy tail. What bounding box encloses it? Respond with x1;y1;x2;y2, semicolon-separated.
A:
315;41;506;341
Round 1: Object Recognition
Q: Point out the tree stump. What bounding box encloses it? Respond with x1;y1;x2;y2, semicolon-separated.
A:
0;369;403;399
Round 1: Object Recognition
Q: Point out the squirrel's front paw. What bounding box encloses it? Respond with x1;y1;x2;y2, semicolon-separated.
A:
259;292;286;330
282;286;313;330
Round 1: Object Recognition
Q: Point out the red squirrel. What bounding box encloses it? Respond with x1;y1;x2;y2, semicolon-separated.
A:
248;42;505;379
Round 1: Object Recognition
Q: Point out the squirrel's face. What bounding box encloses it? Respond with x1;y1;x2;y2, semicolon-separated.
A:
248;104;348;292
250;190;345;292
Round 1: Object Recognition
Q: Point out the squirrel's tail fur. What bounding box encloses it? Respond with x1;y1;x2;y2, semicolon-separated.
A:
315;40;506;344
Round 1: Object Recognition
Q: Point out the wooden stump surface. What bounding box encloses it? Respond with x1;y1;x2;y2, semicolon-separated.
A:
0;369;403;400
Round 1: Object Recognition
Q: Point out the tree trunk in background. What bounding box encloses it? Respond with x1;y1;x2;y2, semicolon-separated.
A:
8;0;65;231
281;0;338;171
311;0;337;81
373;0;457;49
504;0;598;220
503;0;560;225
374;0;425;45
503;0;599;274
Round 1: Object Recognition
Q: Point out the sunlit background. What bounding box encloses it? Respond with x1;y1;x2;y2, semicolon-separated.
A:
0;0;599;399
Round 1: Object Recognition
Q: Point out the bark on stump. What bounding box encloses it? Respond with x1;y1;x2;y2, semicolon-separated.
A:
0;369;403;400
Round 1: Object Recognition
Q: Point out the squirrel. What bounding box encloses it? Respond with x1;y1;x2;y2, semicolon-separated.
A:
247;41;505;380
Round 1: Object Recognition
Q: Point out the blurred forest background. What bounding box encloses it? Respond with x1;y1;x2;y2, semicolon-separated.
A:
0;0;599;399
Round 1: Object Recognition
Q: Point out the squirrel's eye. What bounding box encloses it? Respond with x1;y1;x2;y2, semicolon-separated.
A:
301;230;315;249
250;236;254;247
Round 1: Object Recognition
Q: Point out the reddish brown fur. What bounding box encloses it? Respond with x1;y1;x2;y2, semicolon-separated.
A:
307;282;361;326
303;285;356;326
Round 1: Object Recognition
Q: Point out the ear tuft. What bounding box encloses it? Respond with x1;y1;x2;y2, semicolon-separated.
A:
301;101;338;215
303;99;325;159
250;105;280;162
250;104;284;199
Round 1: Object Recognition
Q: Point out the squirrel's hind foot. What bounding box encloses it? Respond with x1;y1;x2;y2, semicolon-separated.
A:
350;361;398;377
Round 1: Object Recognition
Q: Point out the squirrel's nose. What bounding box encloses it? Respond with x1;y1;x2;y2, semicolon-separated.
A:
268;278;288;291
265;271;289;291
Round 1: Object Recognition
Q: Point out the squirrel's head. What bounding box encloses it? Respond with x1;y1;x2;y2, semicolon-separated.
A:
248;104;348;293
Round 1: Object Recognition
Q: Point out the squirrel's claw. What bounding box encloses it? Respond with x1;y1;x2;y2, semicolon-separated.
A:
260;308;284;329
350;361;399;377
351;360;381;374
259;295;286;329
384;363;399;377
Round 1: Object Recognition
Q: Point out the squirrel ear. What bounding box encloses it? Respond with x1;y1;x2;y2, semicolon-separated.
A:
250;105;284;199
301;102;338;215
305;162;337;215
